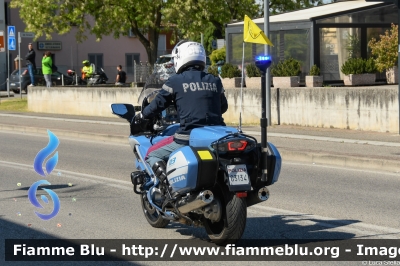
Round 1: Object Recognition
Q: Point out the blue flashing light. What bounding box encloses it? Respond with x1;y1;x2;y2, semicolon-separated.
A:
256;55;271;61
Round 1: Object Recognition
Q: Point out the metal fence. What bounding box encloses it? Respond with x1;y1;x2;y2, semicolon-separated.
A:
132;61;153;83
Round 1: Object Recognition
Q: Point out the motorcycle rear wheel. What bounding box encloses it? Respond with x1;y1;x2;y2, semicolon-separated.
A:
140;194;169;228
204;184;247;245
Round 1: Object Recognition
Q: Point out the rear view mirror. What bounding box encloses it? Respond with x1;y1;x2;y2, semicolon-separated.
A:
110;104;136;122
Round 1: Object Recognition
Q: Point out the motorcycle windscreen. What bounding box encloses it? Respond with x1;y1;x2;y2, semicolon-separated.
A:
137;87;162;106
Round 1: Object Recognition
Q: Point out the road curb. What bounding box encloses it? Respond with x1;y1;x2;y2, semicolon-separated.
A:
1;124;399;173
279;150;400;173
0;124;128;144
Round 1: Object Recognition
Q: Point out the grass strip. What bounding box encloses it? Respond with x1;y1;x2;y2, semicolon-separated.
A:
0;98;28;112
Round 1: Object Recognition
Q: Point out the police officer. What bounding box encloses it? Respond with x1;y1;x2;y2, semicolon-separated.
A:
140;40;228;180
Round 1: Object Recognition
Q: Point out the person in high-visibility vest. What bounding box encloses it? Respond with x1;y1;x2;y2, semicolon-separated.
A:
81;60;93;80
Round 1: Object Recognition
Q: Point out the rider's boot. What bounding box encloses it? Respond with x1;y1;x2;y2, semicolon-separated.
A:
152;161;167;182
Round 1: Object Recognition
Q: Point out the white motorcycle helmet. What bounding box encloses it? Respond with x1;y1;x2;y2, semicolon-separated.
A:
172;40;206;74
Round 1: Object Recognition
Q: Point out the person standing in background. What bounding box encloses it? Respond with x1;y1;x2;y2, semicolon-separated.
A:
115;65;127;85
25;43;36;87
42;51;53;87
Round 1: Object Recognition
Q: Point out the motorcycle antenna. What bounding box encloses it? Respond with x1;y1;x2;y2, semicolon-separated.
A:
238;113;243;133
255;55;272;183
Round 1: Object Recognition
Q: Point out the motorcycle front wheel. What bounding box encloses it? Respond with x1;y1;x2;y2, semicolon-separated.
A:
204;183;247;245
140;194;169;228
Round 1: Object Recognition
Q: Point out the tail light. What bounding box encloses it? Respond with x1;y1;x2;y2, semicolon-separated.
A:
211;138;255;153
236;192;248;198
228;140;247;151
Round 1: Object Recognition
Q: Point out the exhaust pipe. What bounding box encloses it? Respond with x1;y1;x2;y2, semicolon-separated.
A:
246;187;270;207
177;190;214;214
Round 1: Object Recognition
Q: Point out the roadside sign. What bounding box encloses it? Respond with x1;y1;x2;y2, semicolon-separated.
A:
8;38;16;50
20;32;35;38
37;41;62;50
8;26;15;38
8;26;16;51
211;40;217;50
0;31;4;52
18;32;35;43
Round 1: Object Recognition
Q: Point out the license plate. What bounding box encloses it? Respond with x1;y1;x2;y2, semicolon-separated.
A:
227;164;250;185
10;83;15;86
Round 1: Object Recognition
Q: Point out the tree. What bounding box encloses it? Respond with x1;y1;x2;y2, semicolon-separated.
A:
260;0;325;15
164;0;260;50
209;47;226;65
368;24;398;72
10;0;173;65
10;0;261;65
10;0;326;65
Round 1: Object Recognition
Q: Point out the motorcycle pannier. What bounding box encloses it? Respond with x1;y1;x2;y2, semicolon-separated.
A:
166;146;218;194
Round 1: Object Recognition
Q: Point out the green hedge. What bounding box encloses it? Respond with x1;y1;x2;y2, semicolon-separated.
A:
271;58;301;77
220;63;241;78
245;63;261;78
341;58;377;75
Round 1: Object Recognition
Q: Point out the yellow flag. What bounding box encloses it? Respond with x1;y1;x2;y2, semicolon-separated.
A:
243;15;273;46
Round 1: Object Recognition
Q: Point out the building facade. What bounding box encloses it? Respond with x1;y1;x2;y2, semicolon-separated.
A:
225;0;397;83
0;0;175;89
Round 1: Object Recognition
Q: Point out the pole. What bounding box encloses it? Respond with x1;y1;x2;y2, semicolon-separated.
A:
201;33;204;46
7;41;10;97
239;42;245;132
255;57;272;183
398;2;400;134
264;0;272;126
18;32;21;99
260;66;268;182
134;61;136;83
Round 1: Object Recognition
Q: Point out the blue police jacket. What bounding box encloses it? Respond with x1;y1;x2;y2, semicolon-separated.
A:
142;67;228;144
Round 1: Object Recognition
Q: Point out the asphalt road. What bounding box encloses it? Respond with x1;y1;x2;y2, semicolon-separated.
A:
1;131;400;266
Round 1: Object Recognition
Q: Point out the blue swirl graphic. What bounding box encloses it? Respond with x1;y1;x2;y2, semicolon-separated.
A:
28;180;60;220
34;130;59;176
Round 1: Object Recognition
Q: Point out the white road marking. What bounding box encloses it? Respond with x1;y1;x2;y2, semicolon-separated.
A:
285;161;400;176
248;205;400;238
0;113;127;125
2;113;398;147
2;160;400;239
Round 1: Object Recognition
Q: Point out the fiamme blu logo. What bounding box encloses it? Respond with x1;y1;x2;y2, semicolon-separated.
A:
28;130;60;220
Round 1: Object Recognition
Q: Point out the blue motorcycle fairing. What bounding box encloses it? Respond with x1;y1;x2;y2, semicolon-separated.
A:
166;146;199;194
189;126;239;147
159;123;180;137
268;142;282;185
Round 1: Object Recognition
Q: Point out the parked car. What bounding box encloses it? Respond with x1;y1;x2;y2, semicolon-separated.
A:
152;54;212;83
155;54;173;66
9;67;74;93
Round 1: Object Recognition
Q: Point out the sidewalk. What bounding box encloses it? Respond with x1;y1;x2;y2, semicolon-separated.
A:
0;92;15;98
0;111;399;173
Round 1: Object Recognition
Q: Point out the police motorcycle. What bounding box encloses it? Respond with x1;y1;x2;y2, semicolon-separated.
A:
110;57;281;245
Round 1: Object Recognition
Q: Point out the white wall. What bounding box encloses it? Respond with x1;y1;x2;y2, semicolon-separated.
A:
27;85;400;133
